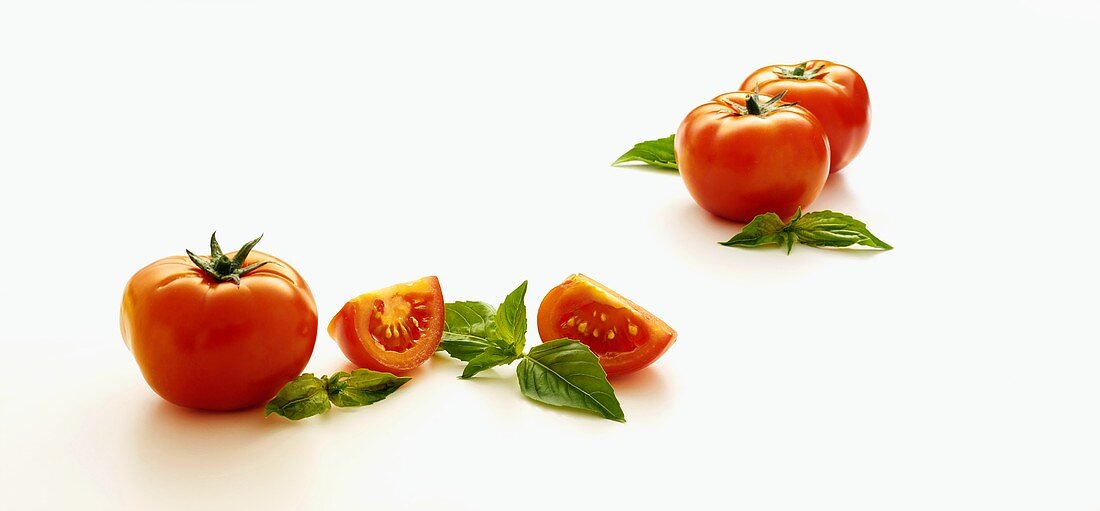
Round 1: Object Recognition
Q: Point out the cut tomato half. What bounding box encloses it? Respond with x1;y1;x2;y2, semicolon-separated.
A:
537;274;675;377
328;276;445;373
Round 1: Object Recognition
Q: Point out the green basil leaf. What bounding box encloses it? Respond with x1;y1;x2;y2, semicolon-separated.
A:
460;345;519;379
495;281;528;356
444;301;497;339
438;335;495;362
791;210;893;250
264;373;331;421
612;135;678;170
718;212;791;249
517;339;625;422
326;369;410;408
440;301;498;361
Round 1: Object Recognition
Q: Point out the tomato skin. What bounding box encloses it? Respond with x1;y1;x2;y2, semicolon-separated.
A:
675;92;830;222
120;251;318;411
741;60;870;173
537;274;675;377
328;276;444;373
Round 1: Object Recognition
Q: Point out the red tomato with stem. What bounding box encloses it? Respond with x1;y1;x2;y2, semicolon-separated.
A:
120;234;318;411
328;276;445;373
741;60;870;173
537;274;676;377
676;89;830;222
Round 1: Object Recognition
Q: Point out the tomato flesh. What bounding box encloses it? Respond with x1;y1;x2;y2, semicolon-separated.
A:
554;303;646;356
329;276;444;373
367;293;434;352
537;274;675;377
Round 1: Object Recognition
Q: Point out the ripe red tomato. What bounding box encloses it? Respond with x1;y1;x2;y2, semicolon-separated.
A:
120;234;318;411
537;274;675;377
328;276;445;373
741;60;870;173
676;90;830;222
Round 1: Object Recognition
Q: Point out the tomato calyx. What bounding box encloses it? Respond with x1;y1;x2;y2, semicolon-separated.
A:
773;62;829;80
719;89;798;118
186;232;278;284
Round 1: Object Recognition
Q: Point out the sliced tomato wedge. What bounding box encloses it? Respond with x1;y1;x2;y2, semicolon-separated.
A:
328;276;444;373
537;274;675;377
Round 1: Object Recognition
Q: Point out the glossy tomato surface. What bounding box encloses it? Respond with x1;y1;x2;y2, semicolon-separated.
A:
537;274;675;377
328;276;444;373
120;251;318;411
741;60;870;173
676;91;830;222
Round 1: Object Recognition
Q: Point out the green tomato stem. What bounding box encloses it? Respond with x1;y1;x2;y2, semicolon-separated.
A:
186;232;276;284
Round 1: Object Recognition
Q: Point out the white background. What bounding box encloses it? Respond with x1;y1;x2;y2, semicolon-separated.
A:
2;1;1098;509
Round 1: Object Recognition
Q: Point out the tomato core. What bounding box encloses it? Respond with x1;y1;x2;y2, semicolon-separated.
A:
368;294;433;352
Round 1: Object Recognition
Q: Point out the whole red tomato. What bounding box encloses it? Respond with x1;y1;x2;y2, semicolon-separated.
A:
120;234;318;411
675;90;830;222
741;60;870;173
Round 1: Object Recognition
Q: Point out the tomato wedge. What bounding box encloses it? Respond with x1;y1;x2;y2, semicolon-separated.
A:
328;276;444;373
537;274;676;377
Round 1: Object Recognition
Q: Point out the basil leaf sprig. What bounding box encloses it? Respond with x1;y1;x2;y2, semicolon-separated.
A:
720;208;892;254
612;135;678;170
438;281;528;378
438;281;626;422
265;369;410;421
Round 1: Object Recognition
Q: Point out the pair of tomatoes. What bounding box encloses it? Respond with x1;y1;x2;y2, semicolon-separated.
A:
121;236;674;411
676;60;871;222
